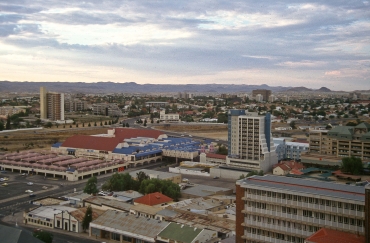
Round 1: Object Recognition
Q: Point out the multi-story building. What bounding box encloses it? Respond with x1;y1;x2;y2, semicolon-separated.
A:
64;99;87;112
306;123;370;164
235;175;366;243
274;138;309;161
40;87;64;121
0;106;27;117
92;103;121;116
159;110;180;122
226;110;277;172
366;184;370;243
252;89;271;102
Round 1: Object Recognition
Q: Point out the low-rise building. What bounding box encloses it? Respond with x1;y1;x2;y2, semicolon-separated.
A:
89;210;170;242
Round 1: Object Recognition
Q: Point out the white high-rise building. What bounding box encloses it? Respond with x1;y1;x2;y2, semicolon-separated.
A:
227;110;277;172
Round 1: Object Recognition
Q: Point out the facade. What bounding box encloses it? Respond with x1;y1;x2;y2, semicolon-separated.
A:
306;123;370;163
92;103;122;116
236;175;366;243
40;86;64;121
274;138;309;161
64;99;87;112
252;89;271;101
0;106;27;117
226;110;277;172
366;184;370;243
159;110;180;122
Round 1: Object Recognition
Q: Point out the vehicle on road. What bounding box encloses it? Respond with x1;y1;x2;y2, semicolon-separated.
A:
42;186;48;190
29;194;36;198
2;183;8;186
1;171;7;173
3;177;8;181
213;176;219;179
27;182;34;185
0;178;4;182
21;173;27;176
25;190;33;193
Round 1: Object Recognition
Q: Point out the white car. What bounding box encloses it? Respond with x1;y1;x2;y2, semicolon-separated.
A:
27;182;33;185
0;178;4;182
25;190;33;193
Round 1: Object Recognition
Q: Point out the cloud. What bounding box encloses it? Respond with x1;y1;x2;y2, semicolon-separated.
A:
0;0;369;91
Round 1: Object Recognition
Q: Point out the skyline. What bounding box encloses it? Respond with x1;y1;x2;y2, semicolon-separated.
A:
1;1;369;91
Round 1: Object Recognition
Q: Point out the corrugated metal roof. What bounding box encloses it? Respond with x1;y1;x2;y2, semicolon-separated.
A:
182;184;232;197
90;210;170;242
84;196;132;212
240;175;365;202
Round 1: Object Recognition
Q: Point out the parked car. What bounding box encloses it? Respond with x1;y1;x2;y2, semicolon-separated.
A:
29;194;36;198
2;183;8;186
25;190;33;193
213;176;219;179
1;171;7;173
27;182;34;185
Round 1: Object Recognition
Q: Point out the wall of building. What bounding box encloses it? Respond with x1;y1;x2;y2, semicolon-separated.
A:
210;167;249;180
169;167;210;177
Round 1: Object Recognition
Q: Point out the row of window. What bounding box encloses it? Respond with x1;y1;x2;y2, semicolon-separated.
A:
110;232;149;243
245;227;305;243
28;218;52;227
246;189;364;212
247;213;364;229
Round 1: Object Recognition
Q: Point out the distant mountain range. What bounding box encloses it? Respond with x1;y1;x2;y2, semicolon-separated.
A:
0;81;338;94
286;86;332;92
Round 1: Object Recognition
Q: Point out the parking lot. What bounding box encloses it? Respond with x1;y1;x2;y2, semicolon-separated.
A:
0;172;57;201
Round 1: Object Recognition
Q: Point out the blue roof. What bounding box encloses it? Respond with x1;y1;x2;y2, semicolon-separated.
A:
52;142;62;148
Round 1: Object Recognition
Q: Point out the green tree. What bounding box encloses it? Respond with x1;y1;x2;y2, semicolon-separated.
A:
5;115;11;130
217;113;228;124
88;122;91;127
341;157;363;175
105;121;108;125
216;144;228;155
94;121;97;126
0;121;4;131
102;173;137;191
136;171;149;184
44;122;53;128
83;176;99;194
33;231;53;243
82;205;93;232
125;123;129;127
143;119;147;127
289;121;296;129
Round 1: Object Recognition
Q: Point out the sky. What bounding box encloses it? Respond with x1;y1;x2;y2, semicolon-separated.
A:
0;1;369;91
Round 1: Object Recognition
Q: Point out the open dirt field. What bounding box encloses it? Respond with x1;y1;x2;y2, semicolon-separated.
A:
153;124;228;140
0;127;108;153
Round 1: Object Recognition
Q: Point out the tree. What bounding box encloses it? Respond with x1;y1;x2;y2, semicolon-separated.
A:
94;121;97;126
5;115;11;130
82;206;93;232
289;121;296;129
33;231;53;243
44;122;53;128
0;121;4;131
83;176;99;194
88;122;91;127
136;171;149;184
341;156;363;175
143;119;147;127
125;123;129;127
216;145;228;155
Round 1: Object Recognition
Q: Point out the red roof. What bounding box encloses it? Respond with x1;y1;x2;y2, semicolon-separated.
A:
205;153;227;160
112;128;164;141
305;228;365;243
134;192;173;206
61;135;120;151
276;164;290;171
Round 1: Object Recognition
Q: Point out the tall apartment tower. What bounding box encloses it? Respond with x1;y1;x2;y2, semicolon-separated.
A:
226;110;277;172
252;89;271;101
39;87;64;121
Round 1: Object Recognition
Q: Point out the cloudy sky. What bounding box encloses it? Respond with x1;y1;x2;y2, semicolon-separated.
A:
1;1;369;91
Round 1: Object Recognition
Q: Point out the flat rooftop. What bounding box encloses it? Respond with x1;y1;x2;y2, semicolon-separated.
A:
237;174;365;202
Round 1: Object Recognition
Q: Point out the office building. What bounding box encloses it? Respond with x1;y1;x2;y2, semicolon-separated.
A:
64;99;87;112
274;138;309;161
252;89;271;102
235;175;366;243
40;86;64;121
366;184;370;243
226;110;277;172
304;123;370;165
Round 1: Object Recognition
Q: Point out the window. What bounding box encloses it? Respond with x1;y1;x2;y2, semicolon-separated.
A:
320;213;325;220
338;202;342;208
111;232;120;242
344;217;349;224
326;200;331;206
338;216;343;223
